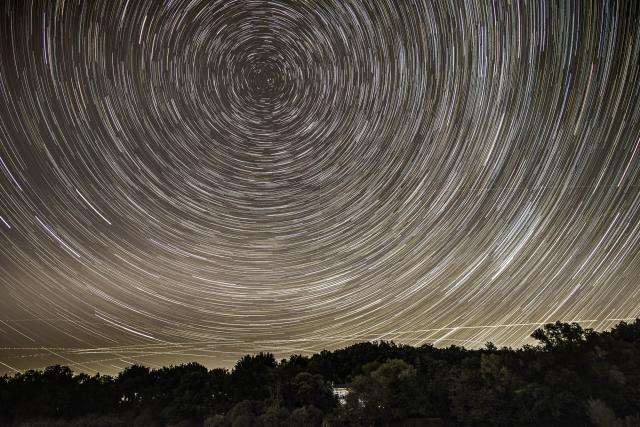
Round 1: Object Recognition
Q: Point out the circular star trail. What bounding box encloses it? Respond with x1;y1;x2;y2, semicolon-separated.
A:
1;0;640;373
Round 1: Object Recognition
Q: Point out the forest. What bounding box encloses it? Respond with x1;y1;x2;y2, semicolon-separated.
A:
1;319;639;426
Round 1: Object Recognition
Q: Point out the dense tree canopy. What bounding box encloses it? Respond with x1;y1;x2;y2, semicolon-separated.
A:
1;320;639;426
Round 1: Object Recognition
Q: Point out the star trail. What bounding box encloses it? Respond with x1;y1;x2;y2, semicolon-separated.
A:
1;0;640;374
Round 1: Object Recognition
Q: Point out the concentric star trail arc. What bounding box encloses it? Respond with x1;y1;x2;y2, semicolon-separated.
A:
0;0;639;374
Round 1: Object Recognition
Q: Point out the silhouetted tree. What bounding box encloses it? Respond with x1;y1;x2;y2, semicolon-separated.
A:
531;321;593;350
1;319;639;426
231;352;277;403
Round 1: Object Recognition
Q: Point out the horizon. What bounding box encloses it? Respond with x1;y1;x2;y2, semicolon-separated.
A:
2;317;637;377
3;318;638;378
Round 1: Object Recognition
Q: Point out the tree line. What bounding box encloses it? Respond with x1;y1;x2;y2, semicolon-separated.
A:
1;319;639;426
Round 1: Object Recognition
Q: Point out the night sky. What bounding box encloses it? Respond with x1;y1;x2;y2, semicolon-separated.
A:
1;0;640;375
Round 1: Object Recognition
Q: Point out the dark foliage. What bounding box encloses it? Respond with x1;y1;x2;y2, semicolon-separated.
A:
1;319;639;426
